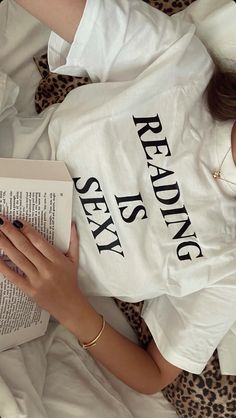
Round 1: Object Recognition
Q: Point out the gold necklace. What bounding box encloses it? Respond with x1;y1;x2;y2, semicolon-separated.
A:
212;146;236;185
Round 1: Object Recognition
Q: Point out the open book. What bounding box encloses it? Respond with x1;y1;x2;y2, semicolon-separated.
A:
0;158;73;351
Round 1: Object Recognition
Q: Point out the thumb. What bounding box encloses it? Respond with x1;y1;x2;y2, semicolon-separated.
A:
66;223;79;265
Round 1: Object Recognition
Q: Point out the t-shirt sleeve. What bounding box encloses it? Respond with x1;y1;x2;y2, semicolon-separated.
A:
47;0;195;82
142;285;236;374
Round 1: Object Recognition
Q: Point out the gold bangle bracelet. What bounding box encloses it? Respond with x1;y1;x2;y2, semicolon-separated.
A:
82;316;106;350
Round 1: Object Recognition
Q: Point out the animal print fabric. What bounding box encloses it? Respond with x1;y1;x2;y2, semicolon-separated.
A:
115;299;236;418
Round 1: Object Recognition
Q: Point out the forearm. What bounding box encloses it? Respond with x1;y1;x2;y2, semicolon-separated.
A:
0;218;180;393
15;0;86;42
62;293;163;395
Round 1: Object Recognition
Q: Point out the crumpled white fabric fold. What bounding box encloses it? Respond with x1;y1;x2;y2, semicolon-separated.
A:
0;322;133;418
0;70;55;160
0;71;19;124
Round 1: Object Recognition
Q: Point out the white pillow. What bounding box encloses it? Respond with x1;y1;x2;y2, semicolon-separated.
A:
175;0;236;69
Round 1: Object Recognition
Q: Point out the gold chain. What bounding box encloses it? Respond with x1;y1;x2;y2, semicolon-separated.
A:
212;146;236;185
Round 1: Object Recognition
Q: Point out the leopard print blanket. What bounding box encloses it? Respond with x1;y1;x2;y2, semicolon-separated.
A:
33;1;236;417
116;300;236;418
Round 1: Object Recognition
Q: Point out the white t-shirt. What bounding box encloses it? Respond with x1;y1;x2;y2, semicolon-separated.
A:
46;0;236;374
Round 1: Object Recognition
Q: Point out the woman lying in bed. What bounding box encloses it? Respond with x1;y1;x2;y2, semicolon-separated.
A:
0;0;236;395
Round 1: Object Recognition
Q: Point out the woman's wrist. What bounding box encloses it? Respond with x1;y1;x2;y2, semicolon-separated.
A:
60;290;103;345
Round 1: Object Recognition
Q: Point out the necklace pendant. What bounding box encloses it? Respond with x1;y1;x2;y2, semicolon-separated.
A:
213;170;221;179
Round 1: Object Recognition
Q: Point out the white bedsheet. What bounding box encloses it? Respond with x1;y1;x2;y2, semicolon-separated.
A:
0;296;178;418
0;2;178;417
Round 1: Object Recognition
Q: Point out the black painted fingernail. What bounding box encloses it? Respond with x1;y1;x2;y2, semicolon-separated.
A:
13;220;23;229
0;218;4;226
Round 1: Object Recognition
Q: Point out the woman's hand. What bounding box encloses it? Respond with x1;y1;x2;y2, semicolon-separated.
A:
0;216;182;393
0;216;81;325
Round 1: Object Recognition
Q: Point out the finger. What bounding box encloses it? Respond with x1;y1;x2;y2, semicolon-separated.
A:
1;216;58;264
0;231;38;277
0;258;32;296
0;216;48;270
66;223;79;265
14;219;61;263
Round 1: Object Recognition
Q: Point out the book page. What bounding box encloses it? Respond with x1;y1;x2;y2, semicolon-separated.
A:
0;275;49;351
0;158;72;182
0;166;72;351
0;189;57;244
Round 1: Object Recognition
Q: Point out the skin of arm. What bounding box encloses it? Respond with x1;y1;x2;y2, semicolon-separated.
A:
15;0;87;43
0;217;181;394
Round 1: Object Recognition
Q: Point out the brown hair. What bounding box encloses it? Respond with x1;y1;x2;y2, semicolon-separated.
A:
207;67;236;121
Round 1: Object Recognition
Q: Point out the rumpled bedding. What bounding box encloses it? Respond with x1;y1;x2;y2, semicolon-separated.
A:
0;322;134;418
0;294;175;418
